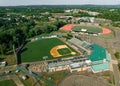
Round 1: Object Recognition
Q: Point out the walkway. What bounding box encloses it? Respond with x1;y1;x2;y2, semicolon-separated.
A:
110;52;120;86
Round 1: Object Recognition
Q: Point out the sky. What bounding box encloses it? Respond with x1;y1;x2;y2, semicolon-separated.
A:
0;0;120;6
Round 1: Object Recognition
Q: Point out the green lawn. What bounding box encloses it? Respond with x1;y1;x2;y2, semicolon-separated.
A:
43;71;68;84
19;77;34;86
0;80;16;86
58;48;71;55
72;26;102;33
21;38;77;62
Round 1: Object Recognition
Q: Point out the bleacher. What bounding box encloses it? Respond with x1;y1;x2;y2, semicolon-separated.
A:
47;55;91;71
68;38;91;54
81;41;91;49
48;60;72;69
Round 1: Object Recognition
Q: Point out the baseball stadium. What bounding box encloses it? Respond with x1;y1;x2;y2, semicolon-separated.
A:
21;35;110;73
66;37;110;73
60;24;111;35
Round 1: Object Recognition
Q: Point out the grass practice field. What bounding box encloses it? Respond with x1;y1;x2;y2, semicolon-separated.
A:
72;26;102;33
21;38;78;62
0;80;16;86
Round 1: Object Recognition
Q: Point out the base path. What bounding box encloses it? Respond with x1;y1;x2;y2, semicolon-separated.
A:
50;45;68;58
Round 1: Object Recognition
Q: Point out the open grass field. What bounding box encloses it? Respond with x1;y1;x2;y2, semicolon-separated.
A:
19;76;34;86
42;71;68;85
0;80;16;86
21;38;78;62
72;26;102;33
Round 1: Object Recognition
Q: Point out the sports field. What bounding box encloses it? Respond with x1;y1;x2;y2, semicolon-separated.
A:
21;38;78;62
0;80;16;86
72;26;102;33
60;24;111;34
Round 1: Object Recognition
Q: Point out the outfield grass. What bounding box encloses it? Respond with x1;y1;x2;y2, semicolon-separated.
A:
72;26;102;33
0;80;16;86
21;38;77;62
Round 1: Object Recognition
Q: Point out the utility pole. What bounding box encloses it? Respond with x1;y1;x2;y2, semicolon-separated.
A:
13;44;17;65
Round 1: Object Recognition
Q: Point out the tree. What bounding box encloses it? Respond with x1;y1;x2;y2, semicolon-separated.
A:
114;52;120;59
53;21;67;30
15;29;26;47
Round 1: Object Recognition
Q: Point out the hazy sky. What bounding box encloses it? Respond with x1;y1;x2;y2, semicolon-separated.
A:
0;0;120;6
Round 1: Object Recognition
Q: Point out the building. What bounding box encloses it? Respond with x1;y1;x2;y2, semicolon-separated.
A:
64;10;72;13
87;11;100;16
0;61;6;67
47;38;110;73
47;56;91;73
88;44;110;73
68;38;110;73
28;37;110;73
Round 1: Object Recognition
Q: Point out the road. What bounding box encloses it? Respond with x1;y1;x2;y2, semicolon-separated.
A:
113;64;120;86
32;77;41;86
110;51;120;86
111;29;120;86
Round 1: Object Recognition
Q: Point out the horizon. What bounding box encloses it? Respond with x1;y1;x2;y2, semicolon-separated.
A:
0;0;120;6
0;4;120;7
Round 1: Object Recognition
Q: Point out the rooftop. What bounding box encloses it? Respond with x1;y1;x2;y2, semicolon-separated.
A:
88;44;106;62
92;61;110;72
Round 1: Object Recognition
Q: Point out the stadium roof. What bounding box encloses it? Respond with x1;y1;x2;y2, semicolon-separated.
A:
92;61;109;72
88;44;106;62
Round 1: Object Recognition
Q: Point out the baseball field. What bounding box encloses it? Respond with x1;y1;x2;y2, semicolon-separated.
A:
21;38;78;62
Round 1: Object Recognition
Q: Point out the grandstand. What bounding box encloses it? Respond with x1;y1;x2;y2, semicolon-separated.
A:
27;37;110;73
67;38;91;54
67;37;110;73
47;56;91;72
